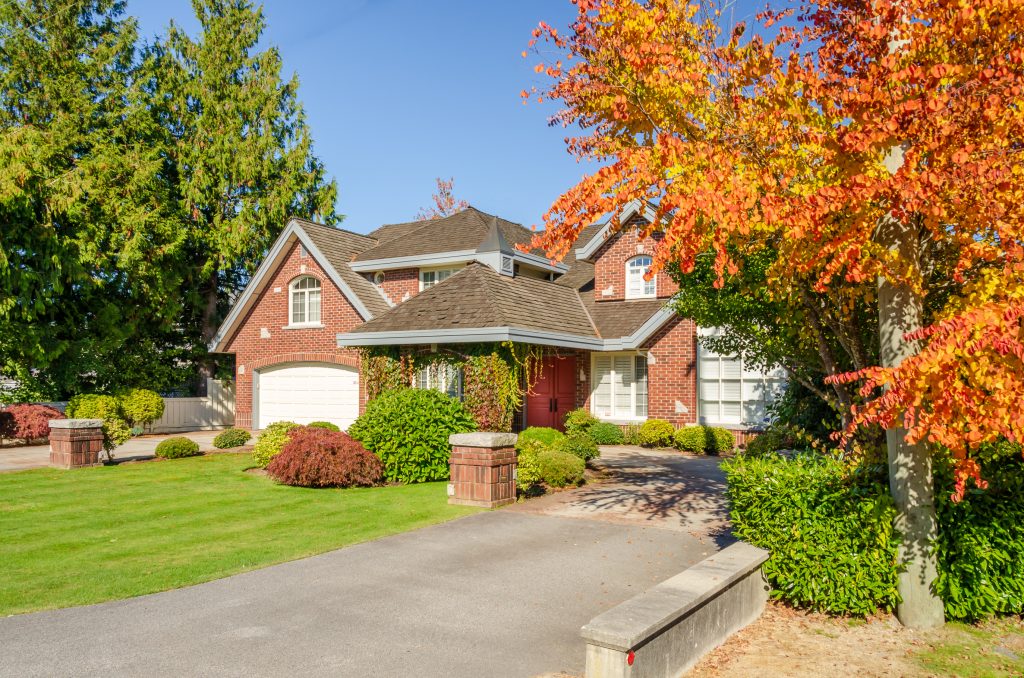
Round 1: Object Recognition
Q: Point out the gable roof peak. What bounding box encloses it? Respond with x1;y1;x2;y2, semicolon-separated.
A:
476;215;513;254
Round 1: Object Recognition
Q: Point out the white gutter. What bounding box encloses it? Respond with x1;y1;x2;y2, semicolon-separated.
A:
349;250;478;272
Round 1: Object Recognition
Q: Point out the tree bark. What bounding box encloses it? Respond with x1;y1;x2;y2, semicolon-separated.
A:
197;270;220;396
877;146;945;629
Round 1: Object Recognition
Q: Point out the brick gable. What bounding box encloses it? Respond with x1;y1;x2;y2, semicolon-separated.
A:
225;242;365;429
591;218;679;302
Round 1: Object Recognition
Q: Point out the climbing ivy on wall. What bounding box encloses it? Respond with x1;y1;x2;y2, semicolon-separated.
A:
359;342;547;433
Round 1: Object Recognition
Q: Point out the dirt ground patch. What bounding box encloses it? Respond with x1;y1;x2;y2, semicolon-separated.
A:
689;603;1024;678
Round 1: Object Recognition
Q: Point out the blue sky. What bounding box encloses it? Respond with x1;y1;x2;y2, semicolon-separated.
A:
132;0;765;235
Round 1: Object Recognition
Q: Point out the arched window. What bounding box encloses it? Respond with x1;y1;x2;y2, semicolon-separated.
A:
626;256;656;299
289;276;322;325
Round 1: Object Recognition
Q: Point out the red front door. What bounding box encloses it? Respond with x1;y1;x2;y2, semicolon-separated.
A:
526;356;577;430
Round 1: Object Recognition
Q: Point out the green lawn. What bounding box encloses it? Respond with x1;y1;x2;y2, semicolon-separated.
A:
0;453;478;616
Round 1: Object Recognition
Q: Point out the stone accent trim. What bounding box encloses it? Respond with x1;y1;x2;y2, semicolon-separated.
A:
249;351;360;372
49;420;104;469
581;542;769;678
448;441;517;509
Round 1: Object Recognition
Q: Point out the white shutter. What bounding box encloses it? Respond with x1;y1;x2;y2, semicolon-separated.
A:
613;355;633;417
593;356;613;417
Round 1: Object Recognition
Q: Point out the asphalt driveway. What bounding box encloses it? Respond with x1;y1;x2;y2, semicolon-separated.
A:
0;447;731;678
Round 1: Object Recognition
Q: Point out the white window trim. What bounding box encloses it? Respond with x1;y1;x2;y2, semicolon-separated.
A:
696;346;784;428
419;266;461;292
625;255;656;299
589;352;649;422
287;275;322;328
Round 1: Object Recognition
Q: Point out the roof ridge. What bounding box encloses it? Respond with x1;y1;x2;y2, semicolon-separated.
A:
292;217;379;245
574;287;602;339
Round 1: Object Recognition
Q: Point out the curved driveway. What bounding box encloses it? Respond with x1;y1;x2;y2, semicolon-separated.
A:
0;447;730;678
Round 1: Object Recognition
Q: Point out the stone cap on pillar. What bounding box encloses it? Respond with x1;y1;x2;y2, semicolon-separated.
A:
49;419;103;429
449;432;518;448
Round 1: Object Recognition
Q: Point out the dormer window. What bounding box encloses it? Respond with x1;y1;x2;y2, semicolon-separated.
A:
420;267;458;291
289;276;322;325
626;256;656;299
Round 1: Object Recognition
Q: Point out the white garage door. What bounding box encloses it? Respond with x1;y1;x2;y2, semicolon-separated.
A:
256;363;359;430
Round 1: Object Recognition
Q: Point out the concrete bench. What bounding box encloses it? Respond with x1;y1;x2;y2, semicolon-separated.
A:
581;541;770;678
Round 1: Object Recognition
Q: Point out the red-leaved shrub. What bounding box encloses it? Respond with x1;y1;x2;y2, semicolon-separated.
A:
0;404;64;442
266;427;384;488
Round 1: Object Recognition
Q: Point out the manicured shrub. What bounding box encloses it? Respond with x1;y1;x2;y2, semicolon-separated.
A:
266;427;384;488
155;436;201;459
556;434;600;463
0;404;64;442
637;419;675;447
117;388;165;428
307;421;341;432
587;422;624;445
563;408;598;437
516;440;544;492
516;426;565;450
622;423;642;445
213;428;251;449
348;388;476;483
934;447;1024;621
252;421;300;468
743;428;796;457
673;426;707;454
724;453;900;616
673;426;736;455
65;394;131;453
536;448;585;488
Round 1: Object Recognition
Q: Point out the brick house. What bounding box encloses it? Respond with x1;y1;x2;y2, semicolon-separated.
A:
209;204;784;435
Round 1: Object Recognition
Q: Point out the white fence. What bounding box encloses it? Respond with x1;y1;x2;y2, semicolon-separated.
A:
30;379;235;434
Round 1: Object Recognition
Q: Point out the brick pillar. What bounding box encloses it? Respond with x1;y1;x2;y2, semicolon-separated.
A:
448;432;518;508
49;419;105;469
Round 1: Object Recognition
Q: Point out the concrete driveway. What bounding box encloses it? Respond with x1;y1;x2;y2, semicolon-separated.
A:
0;447;731;678
0;430;224;472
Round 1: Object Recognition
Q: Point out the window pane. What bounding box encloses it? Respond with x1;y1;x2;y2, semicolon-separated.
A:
292;291;305;323
721;380;742;401
438;269;452;282
699;358;720;379
721;357;742;379
421;271;436;289
613;356;633;416
307;289;321;323
592;357;612;415
699;381;719;401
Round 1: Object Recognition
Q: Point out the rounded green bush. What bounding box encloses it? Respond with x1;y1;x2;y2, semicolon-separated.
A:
743;429;790;457
348;388;476;483
213;428;251;449
307;421;341;432
515;440;544;492
556;434;600;462
252;421;300;468
673;426;707;454
66;394;131;452
117;388;165;428
637;419;675;447
155;436;201;459
563;408;598;437
588;422;624;445
708;427;735;454
516;426;565;450
536;448;585;488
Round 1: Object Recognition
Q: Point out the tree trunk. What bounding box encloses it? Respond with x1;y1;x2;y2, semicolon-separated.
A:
876;151;945;628
197;270;220;396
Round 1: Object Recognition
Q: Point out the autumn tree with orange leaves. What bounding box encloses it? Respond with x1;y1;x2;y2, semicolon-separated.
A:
525;0;1023;628
416;177;470;220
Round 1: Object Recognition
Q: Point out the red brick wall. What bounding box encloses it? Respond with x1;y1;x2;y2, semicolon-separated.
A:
377;267;419;305
224;241;364;429
591;219;679;302
573;316;698;427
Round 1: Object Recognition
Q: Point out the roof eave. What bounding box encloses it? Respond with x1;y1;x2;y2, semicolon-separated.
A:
573;200;659;261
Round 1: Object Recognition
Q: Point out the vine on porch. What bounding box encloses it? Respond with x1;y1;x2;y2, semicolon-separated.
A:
358;342;547;432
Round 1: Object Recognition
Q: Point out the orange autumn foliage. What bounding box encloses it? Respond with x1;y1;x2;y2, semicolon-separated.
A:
525;0;1024;499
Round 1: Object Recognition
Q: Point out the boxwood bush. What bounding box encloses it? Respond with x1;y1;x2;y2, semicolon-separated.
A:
588;422;624;445
266;427;383;488
348;388;476;483
252;421;300;468
213;428;251;449
307;421;341;431
674;426;735;455
637;419;675;447
65;394;131;453
725;453;900;616
563;408;598;437
536;448;585;488
117;388;165;429
155;436;201;459
556;434;599;463
516;426;565;450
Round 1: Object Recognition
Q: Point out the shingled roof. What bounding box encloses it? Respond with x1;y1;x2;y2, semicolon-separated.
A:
354;207;538;262
294;220;392;318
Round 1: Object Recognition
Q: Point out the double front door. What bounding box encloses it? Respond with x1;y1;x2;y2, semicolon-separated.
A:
526;356;577;430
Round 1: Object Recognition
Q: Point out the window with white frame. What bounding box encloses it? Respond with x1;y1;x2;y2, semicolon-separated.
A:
698;344;786;427
416;363;464;400
289;276;321;325
626;256;656;299
591;353;648;420
419;267;459;291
